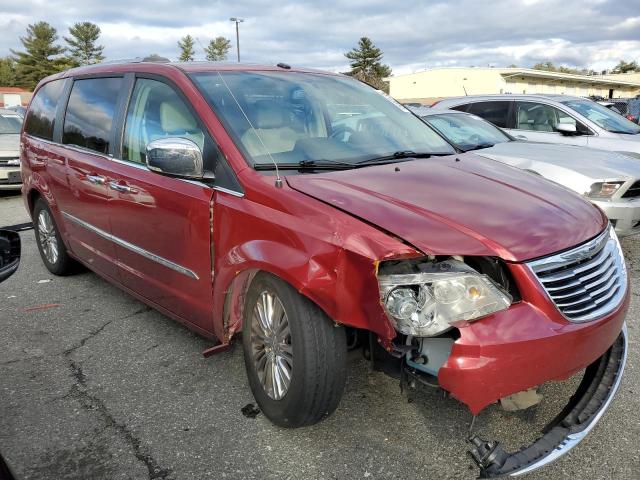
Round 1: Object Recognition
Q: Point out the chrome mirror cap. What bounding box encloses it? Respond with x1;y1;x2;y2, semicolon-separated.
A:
146;137;204;179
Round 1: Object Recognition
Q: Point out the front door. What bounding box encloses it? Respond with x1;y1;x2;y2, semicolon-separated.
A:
508;101;590;147
106;77;215;333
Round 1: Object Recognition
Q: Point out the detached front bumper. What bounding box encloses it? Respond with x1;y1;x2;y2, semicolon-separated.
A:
468;324;627;477
593;197;640;237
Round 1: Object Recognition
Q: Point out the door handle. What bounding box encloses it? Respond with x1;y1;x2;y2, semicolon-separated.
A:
85;174;106;185
109;180;137;194
515;135;528;140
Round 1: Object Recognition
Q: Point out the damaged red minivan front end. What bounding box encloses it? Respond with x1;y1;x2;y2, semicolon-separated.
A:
284;149;628;476
22;63;628;478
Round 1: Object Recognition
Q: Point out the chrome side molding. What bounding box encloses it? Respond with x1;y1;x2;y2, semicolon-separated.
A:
62;212;199;280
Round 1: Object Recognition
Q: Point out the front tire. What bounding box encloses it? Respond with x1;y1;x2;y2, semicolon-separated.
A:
242;273;347;428
33;199;79;276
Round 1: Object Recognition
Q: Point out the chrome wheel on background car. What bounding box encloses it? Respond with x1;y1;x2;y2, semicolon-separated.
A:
37;209;59;265
250;291;293;400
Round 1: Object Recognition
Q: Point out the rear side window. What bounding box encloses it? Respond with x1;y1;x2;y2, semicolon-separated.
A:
24;80;65;140
466;101;511;128
63;77;123;154
450;104;470;113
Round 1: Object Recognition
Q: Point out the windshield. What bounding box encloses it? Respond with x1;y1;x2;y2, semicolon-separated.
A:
561;99;640;135
423;113;511;151
0;113;22;134
190;71;455;167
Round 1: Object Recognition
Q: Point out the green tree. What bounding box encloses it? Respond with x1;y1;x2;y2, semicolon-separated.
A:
0;57;17;86
532;61;581;75
64;22;105;66
178;35;196;61
204;36;231;61
11;21;67;89
344;37;392;92
612;60;640;74
532;61;557;71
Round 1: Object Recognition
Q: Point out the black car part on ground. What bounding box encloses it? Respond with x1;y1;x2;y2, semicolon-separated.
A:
468;325;627;478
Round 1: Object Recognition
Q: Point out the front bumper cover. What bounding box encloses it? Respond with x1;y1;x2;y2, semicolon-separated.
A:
468;324;627;478
593;198;640;237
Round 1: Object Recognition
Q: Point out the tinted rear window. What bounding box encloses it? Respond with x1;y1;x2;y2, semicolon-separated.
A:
63;77;123;154
24;80;65;140
466;101;511;128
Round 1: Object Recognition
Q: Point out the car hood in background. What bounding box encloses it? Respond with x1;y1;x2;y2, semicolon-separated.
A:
0;134;20;156
287;153;606;262
476;141;640;181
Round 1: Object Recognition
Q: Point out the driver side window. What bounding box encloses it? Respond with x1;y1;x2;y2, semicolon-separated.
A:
123;79;204;164
514;101;580;132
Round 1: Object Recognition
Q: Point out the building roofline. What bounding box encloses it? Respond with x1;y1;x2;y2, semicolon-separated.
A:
387;67;640;87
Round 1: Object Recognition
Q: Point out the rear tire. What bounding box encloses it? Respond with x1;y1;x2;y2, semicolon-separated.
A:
242;273;347;428
33;199;79;276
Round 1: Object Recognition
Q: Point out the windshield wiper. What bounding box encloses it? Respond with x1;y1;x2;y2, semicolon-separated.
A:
463;143;495;152
355;150;446;165
254;159;357;171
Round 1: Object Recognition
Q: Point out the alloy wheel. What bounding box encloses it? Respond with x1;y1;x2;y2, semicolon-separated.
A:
37;210;59;265
250;291;293;400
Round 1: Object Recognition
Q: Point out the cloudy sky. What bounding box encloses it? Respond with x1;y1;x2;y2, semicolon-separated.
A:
1;0;639;75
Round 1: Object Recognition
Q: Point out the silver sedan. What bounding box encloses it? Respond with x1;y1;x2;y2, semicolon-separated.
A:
431;94;640;158
413;107;640;237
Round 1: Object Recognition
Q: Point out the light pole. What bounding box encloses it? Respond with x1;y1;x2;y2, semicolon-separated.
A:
229;17;244;62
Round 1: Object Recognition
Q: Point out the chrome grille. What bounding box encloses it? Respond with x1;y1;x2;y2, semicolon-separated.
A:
527;227;627;322
0;156;19;166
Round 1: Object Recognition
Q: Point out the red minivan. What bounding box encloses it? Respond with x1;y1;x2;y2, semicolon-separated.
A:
21;61;628;477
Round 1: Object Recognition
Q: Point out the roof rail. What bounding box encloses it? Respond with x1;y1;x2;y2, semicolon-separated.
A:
97;56;171;66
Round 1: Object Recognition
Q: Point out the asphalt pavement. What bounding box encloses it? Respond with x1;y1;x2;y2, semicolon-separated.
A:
1;191;638;480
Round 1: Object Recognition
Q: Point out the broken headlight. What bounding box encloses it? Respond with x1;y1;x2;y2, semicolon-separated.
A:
378;259;512;337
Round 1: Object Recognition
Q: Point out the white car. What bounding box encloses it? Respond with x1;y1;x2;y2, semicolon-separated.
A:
413;107;640;236
0;108;22;190
431;94;640;158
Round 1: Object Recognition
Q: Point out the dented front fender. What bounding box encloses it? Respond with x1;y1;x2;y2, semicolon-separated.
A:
211;174;421;343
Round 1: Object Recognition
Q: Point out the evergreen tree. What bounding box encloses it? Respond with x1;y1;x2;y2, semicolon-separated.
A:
11;22;67;89
178;35;196;61
64;22;105;66
204;37;231;61
344;37;392;92
0;57;17;86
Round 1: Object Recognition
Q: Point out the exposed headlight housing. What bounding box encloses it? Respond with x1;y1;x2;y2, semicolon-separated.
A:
588;181;624;198
378;259;512;337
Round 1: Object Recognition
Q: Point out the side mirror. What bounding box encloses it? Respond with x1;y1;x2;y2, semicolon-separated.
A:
146;138;204;179
556;123;578;135
0;229;20;283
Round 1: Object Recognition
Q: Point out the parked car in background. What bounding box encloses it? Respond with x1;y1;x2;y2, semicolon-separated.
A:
597;100;623;114
5;105;26;118
432;94;640;156
0;109;22;190
412;107;640;236
21;62;628;478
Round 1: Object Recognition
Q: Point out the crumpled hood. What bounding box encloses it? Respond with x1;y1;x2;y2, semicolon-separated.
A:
476;142;640;181
286;153;607;262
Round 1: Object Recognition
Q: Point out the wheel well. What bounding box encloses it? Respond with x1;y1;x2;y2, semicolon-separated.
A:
27;189;42;214
223;269;328;342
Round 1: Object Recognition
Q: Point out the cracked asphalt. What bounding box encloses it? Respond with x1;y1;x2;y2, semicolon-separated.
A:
1;191;639;480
